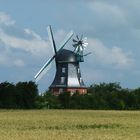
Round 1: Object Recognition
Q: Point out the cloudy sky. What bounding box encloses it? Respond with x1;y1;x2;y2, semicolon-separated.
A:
0;0;140;92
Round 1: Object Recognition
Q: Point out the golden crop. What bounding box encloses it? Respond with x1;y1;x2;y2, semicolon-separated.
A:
0;110;139;140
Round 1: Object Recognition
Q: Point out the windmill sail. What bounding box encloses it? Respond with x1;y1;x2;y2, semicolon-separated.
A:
34;57;54;81
72;35;88;62
34;26;74;82
35;60;52;82
57;31;73;52
47;25;57;55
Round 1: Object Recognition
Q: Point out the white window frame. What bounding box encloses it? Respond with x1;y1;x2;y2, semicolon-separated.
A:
62;67;66;73
61;77;65;84
78;68;80;73
80;77;82;83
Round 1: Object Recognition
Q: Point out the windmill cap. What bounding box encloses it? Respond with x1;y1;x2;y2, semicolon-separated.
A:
56;49;77;63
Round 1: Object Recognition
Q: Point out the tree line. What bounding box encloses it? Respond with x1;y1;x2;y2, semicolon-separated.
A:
0;81;140;110
0;81;38;109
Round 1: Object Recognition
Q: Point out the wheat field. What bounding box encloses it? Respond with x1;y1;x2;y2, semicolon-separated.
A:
0;110;139;140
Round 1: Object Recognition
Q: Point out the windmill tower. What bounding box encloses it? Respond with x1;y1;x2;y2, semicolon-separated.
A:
35;25;89;95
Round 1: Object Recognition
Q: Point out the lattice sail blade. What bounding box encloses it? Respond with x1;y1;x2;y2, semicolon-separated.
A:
34;56;55;81
35;62;52;82
58;31;74;52
47;25;57;55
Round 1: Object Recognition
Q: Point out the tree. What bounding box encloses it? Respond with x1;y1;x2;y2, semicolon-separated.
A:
16;81;38;109
0;82;17;108
88;82;121;94
42;91;60;109
58;92;71;109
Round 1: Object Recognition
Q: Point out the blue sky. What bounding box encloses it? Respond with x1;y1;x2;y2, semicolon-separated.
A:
0;0;140;92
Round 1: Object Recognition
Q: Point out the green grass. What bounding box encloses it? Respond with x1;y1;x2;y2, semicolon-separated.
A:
0;110;140;140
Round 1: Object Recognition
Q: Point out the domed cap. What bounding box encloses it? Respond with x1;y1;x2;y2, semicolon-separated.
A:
56;49;77;63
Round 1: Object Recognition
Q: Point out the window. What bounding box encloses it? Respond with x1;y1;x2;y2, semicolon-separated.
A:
78;68;80;73
80;77;82;83
62;67;66;73
61;77;65;84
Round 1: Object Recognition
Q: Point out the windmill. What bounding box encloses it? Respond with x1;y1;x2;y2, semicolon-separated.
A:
34;25;89;95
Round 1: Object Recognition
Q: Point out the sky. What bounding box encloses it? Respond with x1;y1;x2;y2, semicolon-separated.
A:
0;0;140;92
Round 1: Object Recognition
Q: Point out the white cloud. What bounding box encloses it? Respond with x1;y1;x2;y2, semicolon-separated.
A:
88;38;134;69
24;28;42;40
0;12;52;57
0;12;51;67
0;27;68;57
88;1;127;27
0;12;15;26
0;28;51;56
0;12;69;68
